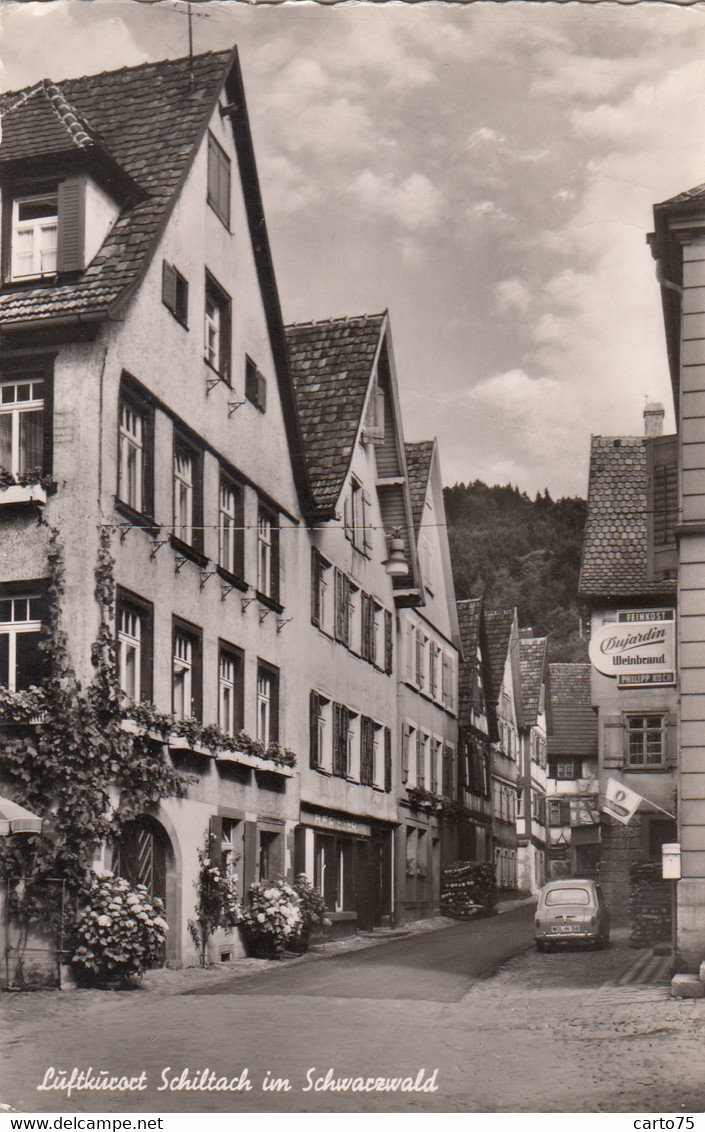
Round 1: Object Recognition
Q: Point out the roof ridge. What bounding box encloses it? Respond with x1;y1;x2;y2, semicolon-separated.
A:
40;79;94;149
285;312;386;330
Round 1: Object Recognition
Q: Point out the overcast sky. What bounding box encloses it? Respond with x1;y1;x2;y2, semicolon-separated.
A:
2;0;704;498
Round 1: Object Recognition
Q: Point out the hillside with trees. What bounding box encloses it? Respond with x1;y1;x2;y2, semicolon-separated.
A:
443;481;588;662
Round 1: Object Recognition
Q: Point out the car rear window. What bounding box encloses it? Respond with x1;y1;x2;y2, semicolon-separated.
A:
544;887;591;906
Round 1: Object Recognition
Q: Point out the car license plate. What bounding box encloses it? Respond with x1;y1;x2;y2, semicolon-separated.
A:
551;924;581;933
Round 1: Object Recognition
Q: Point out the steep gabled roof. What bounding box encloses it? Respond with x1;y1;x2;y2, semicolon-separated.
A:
0;49;315;515
547;663;597;759
579;436;676;600
0;51;235;327
457;597;483;728
483;608;515;708
405;440;434;536
285;313;386;512
518;637;547;727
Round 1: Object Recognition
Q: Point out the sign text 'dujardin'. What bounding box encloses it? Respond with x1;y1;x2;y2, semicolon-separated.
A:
588;609;675;688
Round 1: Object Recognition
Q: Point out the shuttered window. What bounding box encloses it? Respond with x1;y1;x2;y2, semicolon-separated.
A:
245;356;267;412
384;609;393;674
57;179;85;273
360;716;375;786
207;131;231;227
162;261;188;326
332;702;349;778
401;724;410;784
416;731;426;788
335;570;350;645
310;690;321;768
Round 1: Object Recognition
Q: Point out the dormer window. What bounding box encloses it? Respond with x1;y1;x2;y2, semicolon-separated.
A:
12;194;58;279
5;177;122;284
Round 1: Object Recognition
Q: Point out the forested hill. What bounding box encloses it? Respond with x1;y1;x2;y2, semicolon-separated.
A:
443;481;588;663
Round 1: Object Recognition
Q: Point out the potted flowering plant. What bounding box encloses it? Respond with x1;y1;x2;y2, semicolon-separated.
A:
241;878;302;959
188;833;242;967
290;874;330;952
70;875;168;987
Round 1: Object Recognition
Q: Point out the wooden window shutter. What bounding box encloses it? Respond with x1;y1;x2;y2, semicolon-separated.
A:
57;177;85;272
665;711;678;768
361;593;371;661
344;575;350;647
430;741;438;793
311;548;321;627
362;491;373;552
140;606;154;704
360;717;373;785
333;569;343;641
384;726;392;793
401;724;410;783
162;260;177;313
334;570;350;646
333;703;349;778
416;630;424;685
332;703;343;776
384;609;393;674
343;494;353;541
271;520;280;604
429;644;437;697
442;745;452;797
269;671;280;744
309;690;320;767
208;815;224;871
243;821;257;898
256;372;267;412
416;731;425;787
189;629;202;722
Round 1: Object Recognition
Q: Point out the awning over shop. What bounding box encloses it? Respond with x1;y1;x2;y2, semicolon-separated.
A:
0;796;43;836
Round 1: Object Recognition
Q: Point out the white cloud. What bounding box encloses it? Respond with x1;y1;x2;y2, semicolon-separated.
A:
495;279;532;315
351;170;444;232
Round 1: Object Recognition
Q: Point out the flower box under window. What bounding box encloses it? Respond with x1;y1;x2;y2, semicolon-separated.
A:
0;483;47;505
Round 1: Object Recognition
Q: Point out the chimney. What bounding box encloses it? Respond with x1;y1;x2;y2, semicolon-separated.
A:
644;401;665;438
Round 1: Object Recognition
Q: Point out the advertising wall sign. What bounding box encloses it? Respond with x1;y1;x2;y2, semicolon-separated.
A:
588;609;675;688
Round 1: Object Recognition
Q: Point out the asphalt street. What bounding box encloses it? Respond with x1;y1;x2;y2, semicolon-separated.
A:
3;912;701;1115
186;904;536;1001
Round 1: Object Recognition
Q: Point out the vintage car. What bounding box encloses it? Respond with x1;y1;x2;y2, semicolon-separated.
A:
534;878;610;951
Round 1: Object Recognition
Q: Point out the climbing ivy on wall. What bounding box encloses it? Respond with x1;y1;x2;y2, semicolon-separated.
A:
0;525;186;892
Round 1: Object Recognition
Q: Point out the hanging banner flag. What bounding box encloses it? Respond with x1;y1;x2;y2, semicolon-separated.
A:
602;777;643;825
588;609;676;688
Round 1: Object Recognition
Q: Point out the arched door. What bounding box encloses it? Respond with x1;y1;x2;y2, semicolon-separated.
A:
113;817;171;963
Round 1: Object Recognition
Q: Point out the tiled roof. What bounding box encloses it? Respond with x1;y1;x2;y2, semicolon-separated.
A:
405;441;434;535
549;663;592;707
285;314;385;510
547;663;597;759
656;182;705;207
0;50;234;326
579;436;676;599
457;597;482;728
518;637;547;726
483;608;515;708
0;80;99;159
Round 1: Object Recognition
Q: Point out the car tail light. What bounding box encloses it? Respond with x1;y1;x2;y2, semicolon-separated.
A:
590;915;596;926
535;918;541;930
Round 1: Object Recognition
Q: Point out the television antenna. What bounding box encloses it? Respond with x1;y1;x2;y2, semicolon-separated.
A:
165;1;213;83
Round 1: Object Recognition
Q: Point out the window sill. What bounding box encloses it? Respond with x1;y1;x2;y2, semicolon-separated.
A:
622;765;669;773
114;499;159;536
216;565;249;592
255;591;284;614
0;483;47;505
170;534;208;568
